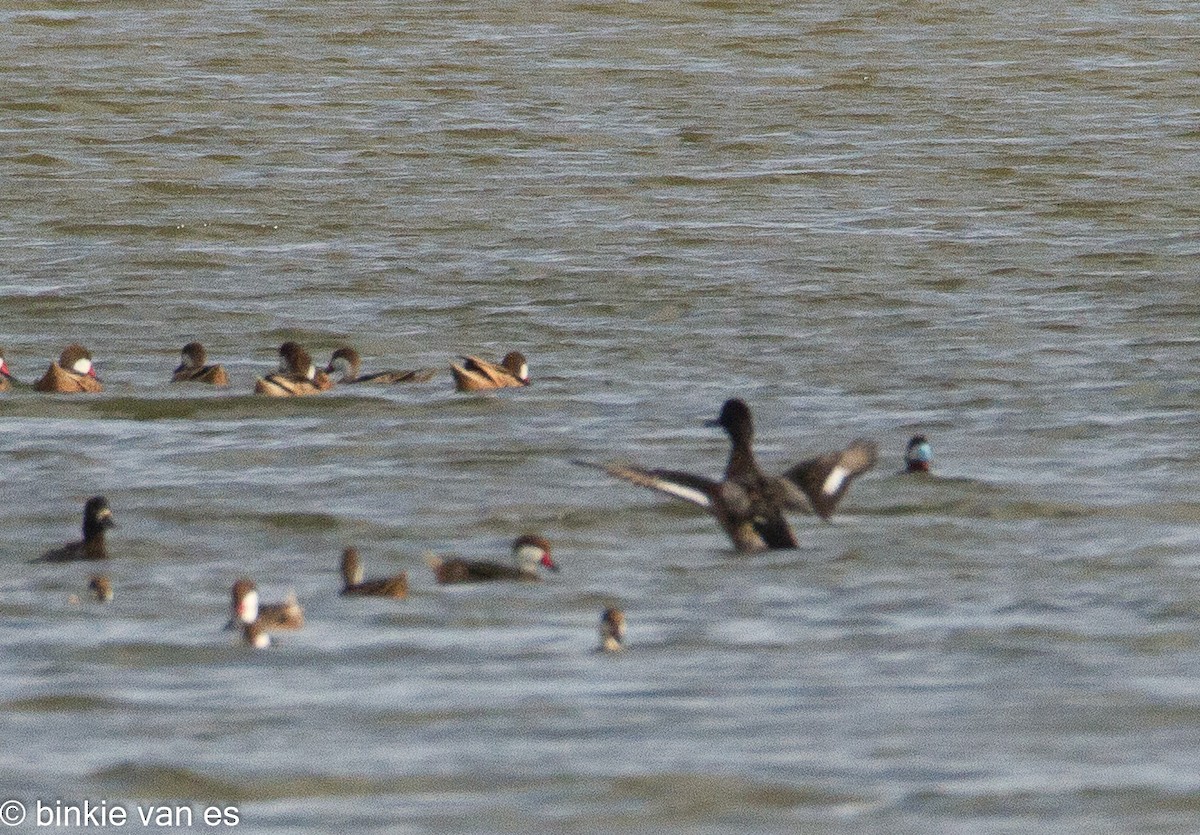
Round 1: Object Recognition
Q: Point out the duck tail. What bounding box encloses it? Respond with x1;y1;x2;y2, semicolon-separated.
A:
422;551;443;570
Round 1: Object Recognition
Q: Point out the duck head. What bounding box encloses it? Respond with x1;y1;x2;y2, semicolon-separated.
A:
60;344;97;378
905;435;932;473
512;533;558;573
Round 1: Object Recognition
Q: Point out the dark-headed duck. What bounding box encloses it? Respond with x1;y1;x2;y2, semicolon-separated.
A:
904;435;932;474
326;346;436;385
229;578;304;630
33;344;102;393
450;351;529;392
425;534;558;584
576;399;877;553
597;607;626;653
172;342;229;386
339;547;409;598
254;342;333;397
36;496;116;562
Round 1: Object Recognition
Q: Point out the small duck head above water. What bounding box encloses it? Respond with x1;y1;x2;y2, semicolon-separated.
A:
0;347;12;378
88;574;113;602
597;607;626;653
905;435;932;474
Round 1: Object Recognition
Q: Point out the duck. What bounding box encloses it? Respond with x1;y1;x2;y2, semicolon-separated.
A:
32;344;103;393
325;346;437;385
575;399;878;553
425;534;558;584
36;496;116;562
450;351;530;392
904;434;932;474
339;547;409;598
0;347;17;392
88;574;113;602
171;342;229;386
254;342;333;397
229;578;304;630
597;607;626;653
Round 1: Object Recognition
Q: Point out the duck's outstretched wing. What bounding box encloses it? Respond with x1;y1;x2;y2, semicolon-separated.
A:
573;460;718;509
781;439;878;520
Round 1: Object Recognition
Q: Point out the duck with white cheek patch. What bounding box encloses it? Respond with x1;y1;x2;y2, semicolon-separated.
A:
425;534;559;584
33;344;103;393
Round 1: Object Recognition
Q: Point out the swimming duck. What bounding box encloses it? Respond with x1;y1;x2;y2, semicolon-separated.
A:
575;399;878;553
597;607;626;653
229;578;305;630
339;547;409;598
425;534;558;584
171;342;229;386
0;347;16;391
36;496;116;562
32;344;103;393
88;574;113;602
450;351;530;392
325;346;437;385
904;435;932;474
253;342;333;397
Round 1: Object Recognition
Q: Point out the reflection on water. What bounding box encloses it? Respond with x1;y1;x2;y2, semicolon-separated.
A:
2;0;1199;832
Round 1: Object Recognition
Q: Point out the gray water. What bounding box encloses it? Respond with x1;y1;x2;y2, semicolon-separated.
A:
2;0;1199;832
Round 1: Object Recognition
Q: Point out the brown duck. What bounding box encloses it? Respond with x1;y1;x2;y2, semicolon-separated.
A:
425;534;558;584
229;578;305;630
254;342;333;397
33;344;103;393
172;342;229;386
326;346;436;385
339;547;409;598
450;351;529;392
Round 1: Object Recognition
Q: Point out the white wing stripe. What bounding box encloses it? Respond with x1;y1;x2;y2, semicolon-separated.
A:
821;466;848;496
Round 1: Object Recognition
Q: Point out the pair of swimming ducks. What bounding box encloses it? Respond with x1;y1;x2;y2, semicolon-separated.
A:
0;343;530;394
249;342;529;395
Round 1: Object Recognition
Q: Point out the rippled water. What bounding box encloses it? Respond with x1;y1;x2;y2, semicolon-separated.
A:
2;0;1199;832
